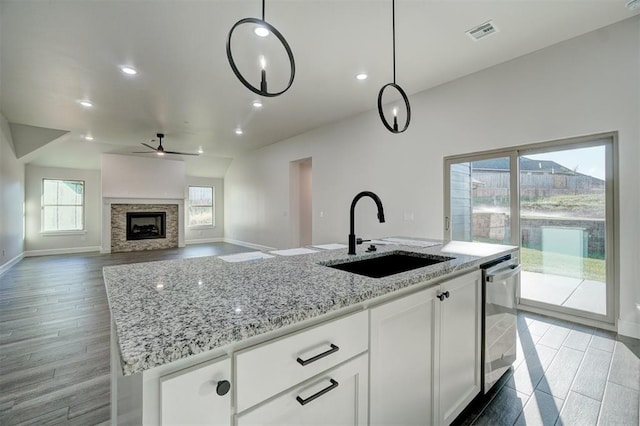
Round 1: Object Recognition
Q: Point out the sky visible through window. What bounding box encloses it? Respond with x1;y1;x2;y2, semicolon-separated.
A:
524;145;605;180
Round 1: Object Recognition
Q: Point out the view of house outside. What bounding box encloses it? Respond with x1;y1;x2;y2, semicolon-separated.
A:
470;146;606;283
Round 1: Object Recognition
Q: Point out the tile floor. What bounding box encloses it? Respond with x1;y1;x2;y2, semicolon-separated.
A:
455;311;640;426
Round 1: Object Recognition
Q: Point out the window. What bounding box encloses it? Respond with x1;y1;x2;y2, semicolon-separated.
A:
42;179;84;232
444;133;617;326
188;186;214;227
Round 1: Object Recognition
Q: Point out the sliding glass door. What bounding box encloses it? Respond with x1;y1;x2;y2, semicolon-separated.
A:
444;134;616;325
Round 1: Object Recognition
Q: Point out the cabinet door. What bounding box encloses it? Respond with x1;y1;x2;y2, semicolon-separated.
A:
160;356;231;426
436;271;482;425
236;354;368;426
369;287;439;426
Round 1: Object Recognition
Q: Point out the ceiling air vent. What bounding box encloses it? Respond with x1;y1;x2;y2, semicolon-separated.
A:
466;20;499;41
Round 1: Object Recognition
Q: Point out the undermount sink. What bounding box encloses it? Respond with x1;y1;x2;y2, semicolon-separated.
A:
324;251;455;278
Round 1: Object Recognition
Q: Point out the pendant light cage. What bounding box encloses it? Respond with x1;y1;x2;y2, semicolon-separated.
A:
226;0;295;97
377;0;411;134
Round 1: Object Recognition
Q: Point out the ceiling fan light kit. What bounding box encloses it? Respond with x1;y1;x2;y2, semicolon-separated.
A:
226;0;295;98
378;0;411;134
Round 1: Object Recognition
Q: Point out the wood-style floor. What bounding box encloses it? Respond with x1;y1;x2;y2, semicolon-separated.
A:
0;243;251;425
1;243;639;425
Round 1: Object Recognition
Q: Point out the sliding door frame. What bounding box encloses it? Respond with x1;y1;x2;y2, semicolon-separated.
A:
444;132;619;328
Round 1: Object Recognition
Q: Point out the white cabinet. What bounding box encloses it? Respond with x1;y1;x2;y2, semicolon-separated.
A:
236;354;368;426
436;270;482;425
369;270;482;426
370;286;439;425
154;270;481;426
160;356;231;426
235;311;368;413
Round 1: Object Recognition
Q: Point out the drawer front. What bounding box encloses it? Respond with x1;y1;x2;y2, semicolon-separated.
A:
235;310;368;412
236;354;368;426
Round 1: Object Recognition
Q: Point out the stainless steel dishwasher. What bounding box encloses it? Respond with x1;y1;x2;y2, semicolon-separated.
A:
481;255;521;394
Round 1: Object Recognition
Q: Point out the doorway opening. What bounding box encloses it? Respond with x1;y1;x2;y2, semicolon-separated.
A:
290;158;312;247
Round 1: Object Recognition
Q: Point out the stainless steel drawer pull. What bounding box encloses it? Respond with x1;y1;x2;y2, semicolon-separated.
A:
296;379;339;406
296;344;339;366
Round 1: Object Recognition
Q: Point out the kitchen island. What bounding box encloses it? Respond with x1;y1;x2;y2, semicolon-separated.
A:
104;239;517;425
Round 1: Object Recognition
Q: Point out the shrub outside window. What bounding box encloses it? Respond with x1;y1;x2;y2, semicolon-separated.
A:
188;186;214;227
42;179;84;232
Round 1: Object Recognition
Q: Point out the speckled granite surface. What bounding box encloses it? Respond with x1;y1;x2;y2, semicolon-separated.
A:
103;239;517;375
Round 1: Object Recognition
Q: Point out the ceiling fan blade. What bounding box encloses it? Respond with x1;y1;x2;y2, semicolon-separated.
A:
164;151;200;156
141;142;159;151
132;151;156;154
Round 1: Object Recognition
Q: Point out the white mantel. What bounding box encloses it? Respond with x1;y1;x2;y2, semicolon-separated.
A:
100;154;188;253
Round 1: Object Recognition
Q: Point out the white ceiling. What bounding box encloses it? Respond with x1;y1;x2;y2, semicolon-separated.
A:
1;0;637;177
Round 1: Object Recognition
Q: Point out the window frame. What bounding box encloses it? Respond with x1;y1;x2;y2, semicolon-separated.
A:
41;178;86;234
187;185;215;228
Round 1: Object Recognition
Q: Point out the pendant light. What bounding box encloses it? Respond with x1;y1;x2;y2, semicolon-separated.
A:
226;0;295;97
377;0;411;134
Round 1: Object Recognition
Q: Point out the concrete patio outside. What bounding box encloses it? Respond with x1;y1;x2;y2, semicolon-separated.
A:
520;270;606;315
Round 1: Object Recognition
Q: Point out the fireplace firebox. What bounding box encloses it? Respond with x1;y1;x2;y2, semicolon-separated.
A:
126;212;166;240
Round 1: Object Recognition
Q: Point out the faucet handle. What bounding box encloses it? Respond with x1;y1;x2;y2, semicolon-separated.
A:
356;238;370;245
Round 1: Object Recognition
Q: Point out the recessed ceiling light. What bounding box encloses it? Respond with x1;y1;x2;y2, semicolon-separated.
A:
79;100;93;108
197;147;204;154
252;100;263;108
120;66;137;75
355;73;368;80
235;128;243;135
84;135;94;141
254;26;269;37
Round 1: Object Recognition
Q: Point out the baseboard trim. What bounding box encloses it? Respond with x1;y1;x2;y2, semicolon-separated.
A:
185;237;224;245
24;246;102;257
223;238;277;252
617;319;640;339
0;252;24;275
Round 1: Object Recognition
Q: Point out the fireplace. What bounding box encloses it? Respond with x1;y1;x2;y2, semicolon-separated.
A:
126;212;166;240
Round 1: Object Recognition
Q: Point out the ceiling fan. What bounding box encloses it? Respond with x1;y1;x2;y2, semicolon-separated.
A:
133;133;200;156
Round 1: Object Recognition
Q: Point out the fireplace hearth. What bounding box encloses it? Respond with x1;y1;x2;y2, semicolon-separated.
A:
126;212;166;240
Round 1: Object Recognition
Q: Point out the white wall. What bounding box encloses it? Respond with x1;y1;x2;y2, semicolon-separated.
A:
184;176;224;244
0;113;25;270
225;18;640;336
102;154;185;199
24;165;102;254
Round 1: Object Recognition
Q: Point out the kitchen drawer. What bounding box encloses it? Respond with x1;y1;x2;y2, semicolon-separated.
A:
235;310;368;412
236;354;368;426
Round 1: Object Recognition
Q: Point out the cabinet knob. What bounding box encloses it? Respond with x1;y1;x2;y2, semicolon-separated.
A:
437;291;450;301
216;380;231;396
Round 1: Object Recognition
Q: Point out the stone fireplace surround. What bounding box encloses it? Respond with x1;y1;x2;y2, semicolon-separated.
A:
101;198;185;253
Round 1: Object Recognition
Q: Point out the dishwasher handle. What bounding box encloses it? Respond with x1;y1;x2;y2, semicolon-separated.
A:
486;264;521;282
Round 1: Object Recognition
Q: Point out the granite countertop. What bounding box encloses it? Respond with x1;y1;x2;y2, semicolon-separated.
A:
103;238;517;375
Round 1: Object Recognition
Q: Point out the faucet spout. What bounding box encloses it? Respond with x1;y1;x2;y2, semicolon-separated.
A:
348;191;385;255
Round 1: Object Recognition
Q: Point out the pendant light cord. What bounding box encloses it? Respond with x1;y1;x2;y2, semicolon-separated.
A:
392;0;396;84
262;0;265;21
